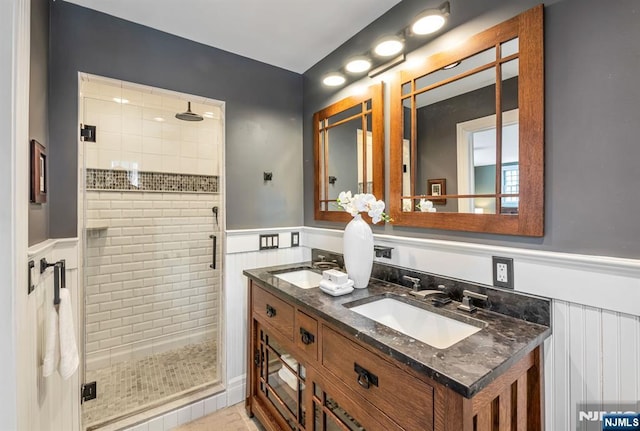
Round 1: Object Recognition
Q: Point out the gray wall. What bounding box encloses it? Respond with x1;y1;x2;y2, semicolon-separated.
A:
303;0;640;259
28;0;49;245
48;1;303;236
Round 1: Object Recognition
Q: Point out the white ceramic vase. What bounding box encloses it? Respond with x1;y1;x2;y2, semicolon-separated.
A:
343;214;374;289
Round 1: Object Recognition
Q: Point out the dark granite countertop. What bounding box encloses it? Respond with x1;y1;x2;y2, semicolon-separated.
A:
244;262;551;398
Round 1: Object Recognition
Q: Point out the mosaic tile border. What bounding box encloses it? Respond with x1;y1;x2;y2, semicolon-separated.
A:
86;168;218;193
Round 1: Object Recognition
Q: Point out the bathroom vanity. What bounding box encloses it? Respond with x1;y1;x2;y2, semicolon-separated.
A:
244;263;550;431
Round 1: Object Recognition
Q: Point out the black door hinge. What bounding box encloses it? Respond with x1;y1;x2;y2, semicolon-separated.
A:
81;381;97;403
80;124;96;142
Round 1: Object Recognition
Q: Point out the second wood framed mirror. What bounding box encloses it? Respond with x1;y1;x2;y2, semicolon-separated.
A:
389;5;544;236
314;83;384;222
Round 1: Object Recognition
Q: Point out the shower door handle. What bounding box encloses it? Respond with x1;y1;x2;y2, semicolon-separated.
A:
209;234;217;270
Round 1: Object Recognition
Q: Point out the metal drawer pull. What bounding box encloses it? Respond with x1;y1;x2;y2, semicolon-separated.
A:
266;304;276;318
300;328;315;345
354;363;378;389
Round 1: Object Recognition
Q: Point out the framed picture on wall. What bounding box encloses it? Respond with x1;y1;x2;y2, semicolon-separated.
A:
427;178;446;205
30;139;47;203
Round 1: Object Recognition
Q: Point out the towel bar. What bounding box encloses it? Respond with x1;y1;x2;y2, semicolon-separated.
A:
41;258;66;306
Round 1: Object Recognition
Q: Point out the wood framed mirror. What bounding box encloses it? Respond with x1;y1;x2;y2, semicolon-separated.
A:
390;5;543;236
314;83;384;222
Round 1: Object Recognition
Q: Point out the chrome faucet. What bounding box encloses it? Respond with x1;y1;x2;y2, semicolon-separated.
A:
402;275;421;291
457;289;488;313
312;254;340;270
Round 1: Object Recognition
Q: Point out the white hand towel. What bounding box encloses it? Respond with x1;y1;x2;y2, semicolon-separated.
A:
42;302;59;378
319;279;354;292
58;289;79;380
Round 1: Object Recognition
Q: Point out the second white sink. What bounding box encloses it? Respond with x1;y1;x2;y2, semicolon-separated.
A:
348;297;483;349
274;270;323;289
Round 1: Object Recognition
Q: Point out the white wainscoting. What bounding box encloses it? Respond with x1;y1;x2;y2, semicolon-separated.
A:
546;301;640;431
26;239;81;431
40;226;639;431
224;228;309;397
303;226;640;431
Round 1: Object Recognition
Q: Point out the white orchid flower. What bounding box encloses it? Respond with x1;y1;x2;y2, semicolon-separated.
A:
335;191;392;224
418;198;435;212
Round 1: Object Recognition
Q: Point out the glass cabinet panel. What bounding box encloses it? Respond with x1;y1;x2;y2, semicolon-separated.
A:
257;326;306;430
312;383;365;431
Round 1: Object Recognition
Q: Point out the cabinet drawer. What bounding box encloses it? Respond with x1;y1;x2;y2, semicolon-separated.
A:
295;310;318;360
252;284;294;340
322;325;434;431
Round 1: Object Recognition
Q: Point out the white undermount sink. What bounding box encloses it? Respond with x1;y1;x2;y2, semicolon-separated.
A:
274;270;323;289
348;297;483;349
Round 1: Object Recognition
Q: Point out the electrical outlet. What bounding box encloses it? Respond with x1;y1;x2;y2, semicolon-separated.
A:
492;256;514;289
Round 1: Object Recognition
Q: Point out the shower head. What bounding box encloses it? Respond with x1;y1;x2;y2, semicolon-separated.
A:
175;102;204;122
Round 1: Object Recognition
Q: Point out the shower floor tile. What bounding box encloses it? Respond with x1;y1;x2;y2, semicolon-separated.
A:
82;340;218;428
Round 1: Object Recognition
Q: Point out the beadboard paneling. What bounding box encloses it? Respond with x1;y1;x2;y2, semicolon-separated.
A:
546;300;640;431
26;239;81;431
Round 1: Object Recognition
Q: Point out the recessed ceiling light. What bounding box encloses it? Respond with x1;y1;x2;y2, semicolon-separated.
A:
345;57;372;73
153;117;165;122
443;61;460;70
323;73;346;87
113;97;129;104
374;36;404;57
203;111;215;119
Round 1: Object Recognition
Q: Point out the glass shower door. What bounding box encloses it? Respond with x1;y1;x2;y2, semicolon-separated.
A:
79;75;224;429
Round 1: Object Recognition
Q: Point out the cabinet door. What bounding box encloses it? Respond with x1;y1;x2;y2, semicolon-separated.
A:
322;325;434;430
255;324;307;430
310;371;402;431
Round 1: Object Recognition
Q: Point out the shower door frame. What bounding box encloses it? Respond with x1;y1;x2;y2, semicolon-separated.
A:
76;72;227;430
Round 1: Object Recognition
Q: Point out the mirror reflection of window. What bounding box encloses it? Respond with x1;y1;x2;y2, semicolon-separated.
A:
456;109;519;214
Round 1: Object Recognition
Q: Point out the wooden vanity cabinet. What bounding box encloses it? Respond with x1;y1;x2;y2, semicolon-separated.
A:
246;280;544;431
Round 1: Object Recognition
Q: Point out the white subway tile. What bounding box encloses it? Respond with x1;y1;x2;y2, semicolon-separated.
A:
112;289;134;300
143;328;163;338
122;314;143;326
100;300;123;312
153;317;172;328
162;323;182;334
99;318;122;331
122;297;144;307
87;329;111;343
176;406;192;426
203;397;217;415
147;416;163;431
87;292;112;305
99;281;123;293
111;272;133;282
123;279;144;290
110;307;133;319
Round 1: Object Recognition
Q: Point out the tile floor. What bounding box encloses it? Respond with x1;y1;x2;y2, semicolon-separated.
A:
82;341;218;428
174;403;263;431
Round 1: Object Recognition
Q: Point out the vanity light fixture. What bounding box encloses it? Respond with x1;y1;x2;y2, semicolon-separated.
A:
345;56;372;74
368;54;406;78
374;36;404;57
411;2;450;35
323;73;346;87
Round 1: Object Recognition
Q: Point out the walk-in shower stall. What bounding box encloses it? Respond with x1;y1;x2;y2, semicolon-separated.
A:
78;74;224;429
